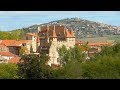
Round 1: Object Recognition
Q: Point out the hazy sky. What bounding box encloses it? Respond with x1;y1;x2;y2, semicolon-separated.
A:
0;11;120;31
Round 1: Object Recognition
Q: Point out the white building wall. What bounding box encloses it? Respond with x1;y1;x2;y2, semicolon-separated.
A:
48;37;75;66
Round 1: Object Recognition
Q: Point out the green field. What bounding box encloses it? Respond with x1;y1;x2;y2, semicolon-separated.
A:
108;35;120;43
77;35;120;43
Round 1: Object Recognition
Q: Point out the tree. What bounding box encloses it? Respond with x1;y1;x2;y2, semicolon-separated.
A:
81;43;120;79
18;54;54;79
19;46;29;56
0;30;25;40
58;45;85;65
0;63;18;79
58;45;68;64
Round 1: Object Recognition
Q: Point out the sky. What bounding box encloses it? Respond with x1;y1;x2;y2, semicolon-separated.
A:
0;11;120;31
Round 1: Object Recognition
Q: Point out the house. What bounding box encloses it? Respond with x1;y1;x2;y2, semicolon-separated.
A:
26;33;40;53
0;40;16;52
75;41;84;46
8;40;32;55
0;35;39;64
0;44;9;52
8;56;21;64
0;52;17;63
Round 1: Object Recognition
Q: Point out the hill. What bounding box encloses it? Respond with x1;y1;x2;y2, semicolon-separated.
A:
12;18;120;39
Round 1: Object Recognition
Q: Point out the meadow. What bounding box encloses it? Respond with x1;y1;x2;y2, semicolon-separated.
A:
78;35;120;43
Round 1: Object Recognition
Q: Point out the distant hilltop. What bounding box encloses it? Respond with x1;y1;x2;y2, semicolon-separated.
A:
16;18;120;39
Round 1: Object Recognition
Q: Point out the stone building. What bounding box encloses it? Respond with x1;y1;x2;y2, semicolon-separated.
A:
26;33;40;53
38;25;75;66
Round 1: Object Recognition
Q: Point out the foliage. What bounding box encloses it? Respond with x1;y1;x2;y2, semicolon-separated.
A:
58;45;85;65
17;54;54;79
0;30;25;40
19;46;29;56
52;60;83;79
81;43;120;79
0;63;18;79
18;18;120;39
0;43;119;79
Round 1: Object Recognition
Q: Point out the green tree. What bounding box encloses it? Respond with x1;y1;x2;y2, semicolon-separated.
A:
0;31;10;39
81;43;120;79
58;45;68;64
19;46;28;56
18;54;54;79
58;45;85;65
0;63;18;79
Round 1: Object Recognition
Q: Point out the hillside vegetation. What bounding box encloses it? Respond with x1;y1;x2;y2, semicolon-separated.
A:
16;18;120;39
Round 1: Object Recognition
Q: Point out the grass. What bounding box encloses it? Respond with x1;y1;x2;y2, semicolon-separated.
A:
77;35;120;43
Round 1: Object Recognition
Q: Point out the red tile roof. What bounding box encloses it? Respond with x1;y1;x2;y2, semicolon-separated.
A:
0;44;6;48
75;41;84;45
0;52;17;56
39;25;75;38
26;33;37;36
51;30;57;38
69;30;75;37
88;42;112;46
8;40;32;47
0;40;16;46
8;57;21;64
65;29;72;38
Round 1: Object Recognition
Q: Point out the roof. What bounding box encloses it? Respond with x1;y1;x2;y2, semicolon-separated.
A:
8;40;32;47
0;40;16;46
8;57;21;64
65;29;72;38
51;30;57;38
26;33;37;37
75;41;84;45
0;52;17;57
88;42;113;47
0;44;6;48
69;30;75;37
39;25;75;38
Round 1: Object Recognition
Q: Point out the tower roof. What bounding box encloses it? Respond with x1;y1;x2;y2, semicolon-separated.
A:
52;30;57;38
70;30;75;37
65;29;72;38
50;25;57;38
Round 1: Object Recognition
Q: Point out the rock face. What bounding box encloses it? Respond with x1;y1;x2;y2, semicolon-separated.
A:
19;18;120;39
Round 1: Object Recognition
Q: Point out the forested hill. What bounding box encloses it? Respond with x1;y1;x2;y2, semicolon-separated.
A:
2;18;120;40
